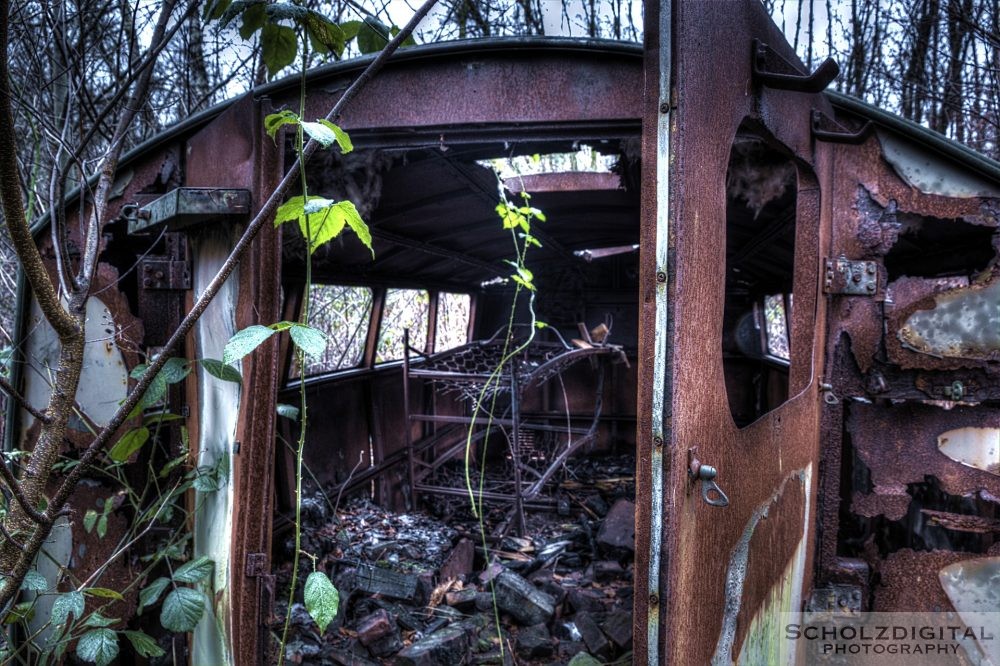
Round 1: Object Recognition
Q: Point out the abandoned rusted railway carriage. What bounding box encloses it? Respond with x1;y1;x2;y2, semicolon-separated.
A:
10;0;1000;663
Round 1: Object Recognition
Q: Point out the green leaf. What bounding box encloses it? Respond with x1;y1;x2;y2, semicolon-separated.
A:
299;198;344;253
238;2;267;38
200;358;242;383
264;1;309;22
84;587;124;601
205;0;234;21
3;601;34;624
339;20;362;41
510;274;535;291
76;628;118;666
81;612;118;628
97;514;108;539
173;556;214;584
21;570;47;591
122;630;166;659
304;571;339;635
138;577;170;613
260;23;297;79
338;200;373;257
274;196;306;226
357;16;390;53
83;509;98;533
289;324;328;357
223;325;277;365
276;403;300;420
535;320;549;329
268;320;296;332
316;120;353;153
51;591;85;626
300;121;339;148
264;110;300;139
304;13;346;56
108;427;150;462
160;587;208;632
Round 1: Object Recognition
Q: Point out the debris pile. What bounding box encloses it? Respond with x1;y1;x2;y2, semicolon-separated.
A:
272;456;636;665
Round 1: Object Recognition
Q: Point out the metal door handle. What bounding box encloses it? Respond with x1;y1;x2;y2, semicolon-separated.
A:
689;456;730;508
752;39;839;93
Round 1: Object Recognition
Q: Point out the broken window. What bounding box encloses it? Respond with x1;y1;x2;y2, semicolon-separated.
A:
721;124;798;427
376;288;429;362
292;285;373;377
434;292;471;352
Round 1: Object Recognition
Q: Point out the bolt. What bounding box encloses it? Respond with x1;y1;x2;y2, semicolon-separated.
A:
143;278;152;287
866;283;876;293
866;263;876;275
653;436;664;447
659;102;669;113
154;270;165;280
649;593;659;606
656;271;667;283
852;271;862;283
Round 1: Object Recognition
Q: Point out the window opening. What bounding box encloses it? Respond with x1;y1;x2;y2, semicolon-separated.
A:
376;288;429;362
722;125;798;427
434;292;471;352
291;285;373;377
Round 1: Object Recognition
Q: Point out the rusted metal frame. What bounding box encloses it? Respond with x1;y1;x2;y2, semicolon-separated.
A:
430;153;576;264
413;483;558;509
370;227;507;278
509;361;526;534
408;414;593;435
631;0;667;660
413;428;490;482
524;364;606;498
751;38;839;93
346;120;641;150
426;291;439;355
403;329;416;510
363;288;386;369
363;378;386;504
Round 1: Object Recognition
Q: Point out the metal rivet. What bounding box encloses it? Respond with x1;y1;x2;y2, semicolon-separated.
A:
649;593;659;606
866;283;876;293
655;271;667;283
653;436;664;447
659;102;669;113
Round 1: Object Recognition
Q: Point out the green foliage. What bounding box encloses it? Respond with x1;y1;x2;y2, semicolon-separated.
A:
122;630;166;658
76;628;118;666
50;591;85;626
172;555;214;584
83;497;114;539
223;325;277;365
304;571;339;634
20;569;47;591
160;586;208;632
260;23;298;77
108;426;150;462
289;324;327;357
199;358;243;383
138;577;170;613
273;195;372;256
84;587;124;601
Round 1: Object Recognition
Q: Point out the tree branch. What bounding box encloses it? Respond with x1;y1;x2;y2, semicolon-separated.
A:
0;375;48;424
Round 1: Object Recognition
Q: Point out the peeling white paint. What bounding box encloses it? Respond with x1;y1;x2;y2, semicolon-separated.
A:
191;227;240;666
938;427;1000;476
878;130;1000;199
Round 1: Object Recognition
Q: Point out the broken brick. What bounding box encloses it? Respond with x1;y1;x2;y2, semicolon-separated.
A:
395;626;470;666
439;538;475;582
516;623;554;659
573;611;611;659
596;499;635;553
602;611;633;650
494;570;556;625
445;588;478;611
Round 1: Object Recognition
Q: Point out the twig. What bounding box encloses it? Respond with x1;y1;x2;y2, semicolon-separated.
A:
0;375;48;424
334;451;367;516
0;458;51;526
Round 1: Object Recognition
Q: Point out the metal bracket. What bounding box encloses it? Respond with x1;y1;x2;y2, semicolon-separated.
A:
811;109;874;144
688;449;730;508
752;39;839;93
806;584;862;614
823;257;879;296
126;187;250;235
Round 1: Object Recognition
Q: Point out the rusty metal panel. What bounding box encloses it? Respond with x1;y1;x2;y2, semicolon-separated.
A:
129;187;251;235
654;1;831;664
898;272;1000;362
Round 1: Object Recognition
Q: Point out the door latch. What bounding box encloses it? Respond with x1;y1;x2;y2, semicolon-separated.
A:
689;451;730;507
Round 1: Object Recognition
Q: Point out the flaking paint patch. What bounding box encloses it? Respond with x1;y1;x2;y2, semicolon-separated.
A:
899;278;1000;361
191;227;240;665
713;465;811;666
878;130;1000;199
938;427;1000;476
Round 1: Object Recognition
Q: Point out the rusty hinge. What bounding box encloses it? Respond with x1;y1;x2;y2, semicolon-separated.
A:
806;584;862;614
139;258;191;290
823;257;879;296
245;552;269;577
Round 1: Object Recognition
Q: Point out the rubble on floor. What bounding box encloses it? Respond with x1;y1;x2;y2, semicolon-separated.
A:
271;455;636;665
